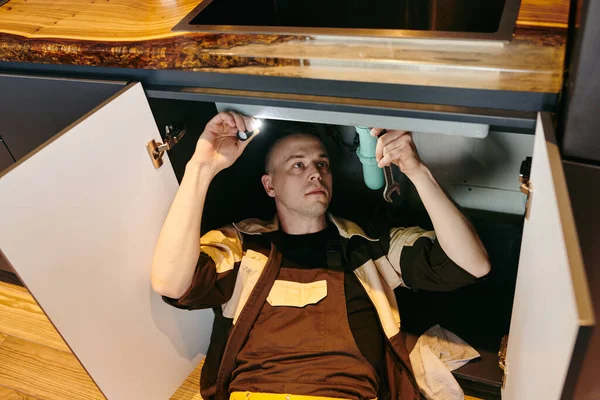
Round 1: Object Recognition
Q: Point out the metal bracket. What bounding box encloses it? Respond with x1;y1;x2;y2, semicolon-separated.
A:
519;156;533;219
146;124;186;169
499;334;508;389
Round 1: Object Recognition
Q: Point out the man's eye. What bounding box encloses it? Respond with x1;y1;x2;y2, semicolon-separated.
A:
293;162;304;169
317;161;329;168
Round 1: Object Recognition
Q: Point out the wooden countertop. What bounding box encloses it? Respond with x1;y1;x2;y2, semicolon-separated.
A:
0;0;569;94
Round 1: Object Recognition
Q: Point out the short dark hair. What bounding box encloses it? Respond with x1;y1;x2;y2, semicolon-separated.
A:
264;122;327;173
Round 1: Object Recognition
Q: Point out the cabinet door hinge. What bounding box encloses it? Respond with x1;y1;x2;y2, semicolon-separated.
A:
499;334;508;389
520;156;533;219
146;124;186;169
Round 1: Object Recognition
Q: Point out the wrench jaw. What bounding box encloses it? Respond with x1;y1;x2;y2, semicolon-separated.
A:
382;165;402;203
383;185;401;203
373;129;403;203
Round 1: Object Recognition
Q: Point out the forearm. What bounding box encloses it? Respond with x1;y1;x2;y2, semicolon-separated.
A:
409;165;490;278
151;161;215;298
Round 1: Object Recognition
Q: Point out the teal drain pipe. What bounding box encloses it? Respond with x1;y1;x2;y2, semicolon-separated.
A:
355;126;384;190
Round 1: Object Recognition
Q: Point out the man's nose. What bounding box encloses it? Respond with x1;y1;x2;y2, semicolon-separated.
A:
308;165;322;181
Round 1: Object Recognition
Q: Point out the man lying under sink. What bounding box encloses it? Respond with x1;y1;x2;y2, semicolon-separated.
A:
151;111;491;400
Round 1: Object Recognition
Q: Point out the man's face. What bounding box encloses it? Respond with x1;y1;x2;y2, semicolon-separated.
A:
262;134;333;218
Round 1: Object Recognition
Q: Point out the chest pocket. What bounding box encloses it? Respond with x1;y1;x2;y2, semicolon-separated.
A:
250;279;328;352
267;280;327;307
222;249;268;324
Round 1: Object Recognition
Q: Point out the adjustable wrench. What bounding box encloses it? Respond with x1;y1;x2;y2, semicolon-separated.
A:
376;129;402;203
383;164;401;203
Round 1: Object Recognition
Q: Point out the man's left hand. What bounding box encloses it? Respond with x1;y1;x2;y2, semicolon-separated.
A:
371;128;423;177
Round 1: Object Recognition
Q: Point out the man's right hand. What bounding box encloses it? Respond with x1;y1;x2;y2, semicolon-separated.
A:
190;111;259;176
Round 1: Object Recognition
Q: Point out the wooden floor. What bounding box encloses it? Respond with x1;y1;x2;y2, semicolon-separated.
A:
0;277;484;400
0;280;203;400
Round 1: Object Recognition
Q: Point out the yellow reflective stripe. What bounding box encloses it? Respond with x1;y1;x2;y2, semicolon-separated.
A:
230;392;354;400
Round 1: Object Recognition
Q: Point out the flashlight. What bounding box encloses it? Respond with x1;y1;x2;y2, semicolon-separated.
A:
237;119;262;141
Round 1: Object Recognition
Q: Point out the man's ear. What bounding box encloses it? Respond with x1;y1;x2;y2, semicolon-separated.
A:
261;174;276;198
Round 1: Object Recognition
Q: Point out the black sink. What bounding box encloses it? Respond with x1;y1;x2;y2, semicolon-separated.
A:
173;0;522;41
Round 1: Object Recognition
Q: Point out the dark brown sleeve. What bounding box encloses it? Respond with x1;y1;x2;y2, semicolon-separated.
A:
400;237;478;292
161;225;244;310
162;252;240;310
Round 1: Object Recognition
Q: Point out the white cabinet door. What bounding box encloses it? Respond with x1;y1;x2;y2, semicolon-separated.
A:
0;83;213;400
502;113;595;399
